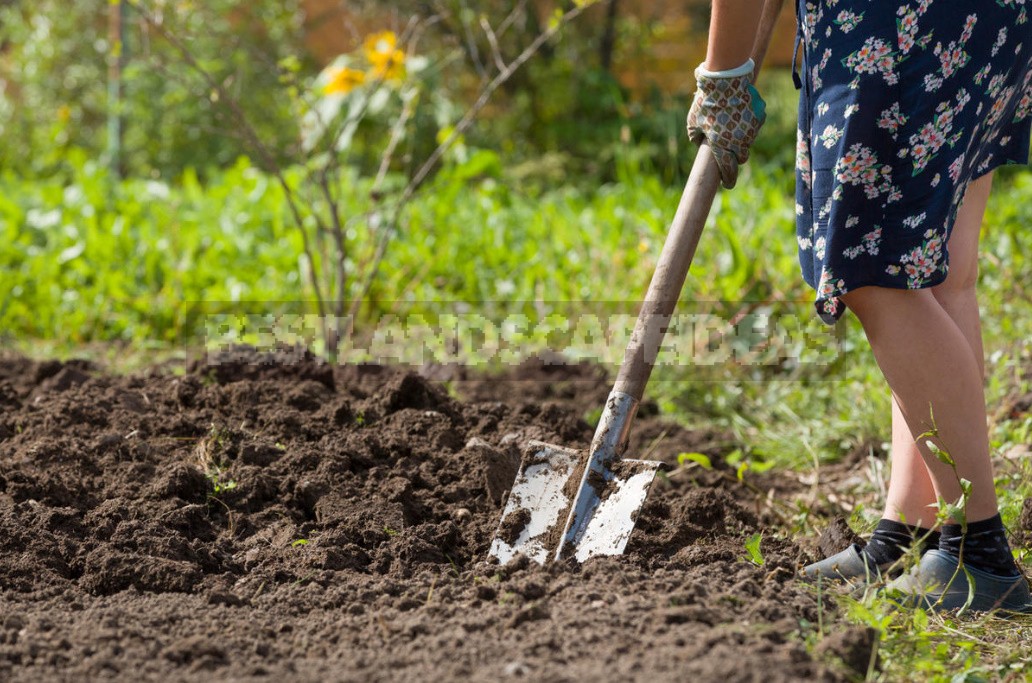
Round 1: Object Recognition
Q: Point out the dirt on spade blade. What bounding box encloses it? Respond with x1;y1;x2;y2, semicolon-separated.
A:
0;350;854;682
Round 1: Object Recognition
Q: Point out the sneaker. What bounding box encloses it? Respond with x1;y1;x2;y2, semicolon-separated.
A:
885;549;1032;614
801;543;896;583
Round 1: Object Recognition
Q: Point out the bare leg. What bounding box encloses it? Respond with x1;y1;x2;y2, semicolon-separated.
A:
844;176;999;524
844;287;998;521
881;173;994;527
884;393;940;527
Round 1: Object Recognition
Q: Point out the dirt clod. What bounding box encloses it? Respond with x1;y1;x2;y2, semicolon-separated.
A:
497;508;532;546
816;626;878;676
465;436;520;505
817;517;865;559
1020;498;1032;533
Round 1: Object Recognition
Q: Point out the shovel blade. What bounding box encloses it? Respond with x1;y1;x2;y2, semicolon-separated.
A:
488;441;581;565
488;440;660;565
564;459;661;563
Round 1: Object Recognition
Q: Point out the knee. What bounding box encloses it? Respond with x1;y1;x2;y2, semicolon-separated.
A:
933;260;979;297
839;286;938;330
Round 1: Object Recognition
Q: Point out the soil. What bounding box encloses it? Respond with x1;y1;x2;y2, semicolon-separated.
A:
817;518;865;559
0;349;852;682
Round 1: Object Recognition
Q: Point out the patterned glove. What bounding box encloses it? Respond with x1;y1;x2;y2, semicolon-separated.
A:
686;60;767;189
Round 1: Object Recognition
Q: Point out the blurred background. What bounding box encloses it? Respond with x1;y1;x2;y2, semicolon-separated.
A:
0;1;799;182
1;0;819;352
0;0;1028;379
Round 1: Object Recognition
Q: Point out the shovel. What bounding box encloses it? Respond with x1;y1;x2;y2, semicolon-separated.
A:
489;0;786;565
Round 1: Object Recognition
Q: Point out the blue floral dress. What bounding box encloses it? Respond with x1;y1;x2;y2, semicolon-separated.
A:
794;0;1032;323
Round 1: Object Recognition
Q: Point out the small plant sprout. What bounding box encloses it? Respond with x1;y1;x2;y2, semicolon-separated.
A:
917;407;977;612
677;452;713;469
193;424;240;534
292;539;309;547
743;533;765;566
209;472;238;495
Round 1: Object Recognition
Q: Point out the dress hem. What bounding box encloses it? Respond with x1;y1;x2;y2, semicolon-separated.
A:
808;151;1031;325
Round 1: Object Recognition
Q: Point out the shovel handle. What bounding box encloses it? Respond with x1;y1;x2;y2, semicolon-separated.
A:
612;0;786;402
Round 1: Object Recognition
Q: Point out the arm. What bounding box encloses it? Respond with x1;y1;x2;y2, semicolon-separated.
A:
705;0;764;71
686;0;768;188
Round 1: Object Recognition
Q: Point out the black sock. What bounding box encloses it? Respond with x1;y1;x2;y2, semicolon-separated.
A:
861;518;940;566
939;513;1020;577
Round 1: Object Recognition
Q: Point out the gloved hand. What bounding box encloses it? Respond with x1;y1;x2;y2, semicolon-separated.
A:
686;59;766;189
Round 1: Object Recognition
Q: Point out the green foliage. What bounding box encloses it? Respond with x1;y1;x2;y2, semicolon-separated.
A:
209;472;238;496
0;0;305;178
0;142;808;344
742;532;764;566
0;153;303;341
676;452;712;469
842;589;1032;681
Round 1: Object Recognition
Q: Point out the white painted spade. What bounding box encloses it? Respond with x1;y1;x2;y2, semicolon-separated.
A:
488;0;786;565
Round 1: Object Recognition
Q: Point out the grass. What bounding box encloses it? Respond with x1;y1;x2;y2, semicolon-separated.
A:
841;595;1032;681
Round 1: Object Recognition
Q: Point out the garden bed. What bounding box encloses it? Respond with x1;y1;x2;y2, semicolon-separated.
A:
0;350;873;681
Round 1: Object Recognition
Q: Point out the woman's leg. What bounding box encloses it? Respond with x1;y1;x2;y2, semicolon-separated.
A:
842;283;998;522
883;393;940;527
881;173;994;528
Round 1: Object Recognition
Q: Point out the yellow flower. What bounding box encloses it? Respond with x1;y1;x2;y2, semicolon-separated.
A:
363;30;397;55
363;30;406;81
323;67;366;96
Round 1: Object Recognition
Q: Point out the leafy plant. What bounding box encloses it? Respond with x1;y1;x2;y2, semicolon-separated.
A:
676;452;712;469
743;532;764;566
208;471;238;496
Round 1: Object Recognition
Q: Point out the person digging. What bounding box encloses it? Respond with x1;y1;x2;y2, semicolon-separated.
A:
692;0;1032;613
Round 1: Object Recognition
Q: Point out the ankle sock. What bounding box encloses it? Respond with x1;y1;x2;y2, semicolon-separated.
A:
861;518;939;566
939;513;1020;578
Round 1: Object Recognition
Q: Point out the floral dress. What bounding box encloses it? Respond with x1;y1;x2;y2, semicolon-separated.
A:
794;0;1032;323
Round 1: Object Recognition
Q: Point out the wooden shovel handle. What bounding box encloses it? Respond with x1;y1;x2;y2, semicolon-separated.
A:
612;0;787;401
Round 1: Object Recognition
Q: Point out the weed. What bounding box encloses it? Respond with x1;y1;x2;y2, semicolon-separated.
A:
743;533;765;566
425;576;437;606
292;572;316;586
917;408;977;613
208;471;238;496
443;553;461;579
676;452;713;469
194;424;240;534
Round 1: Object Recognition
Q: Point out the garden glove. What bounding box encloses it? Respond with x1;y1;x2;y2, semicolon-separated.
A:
686;59;766;189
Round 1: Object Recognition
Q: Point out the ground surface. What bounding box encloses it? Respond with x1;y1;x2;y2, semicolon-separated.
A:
0;349;875;682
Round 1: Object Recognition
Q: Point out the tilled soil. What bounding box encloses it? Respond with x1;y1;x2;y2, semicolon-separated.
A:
0;349;864;682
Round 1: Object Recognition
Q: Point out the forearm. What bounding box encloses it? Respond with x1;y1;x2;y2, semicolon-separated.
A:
705;0;764;71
